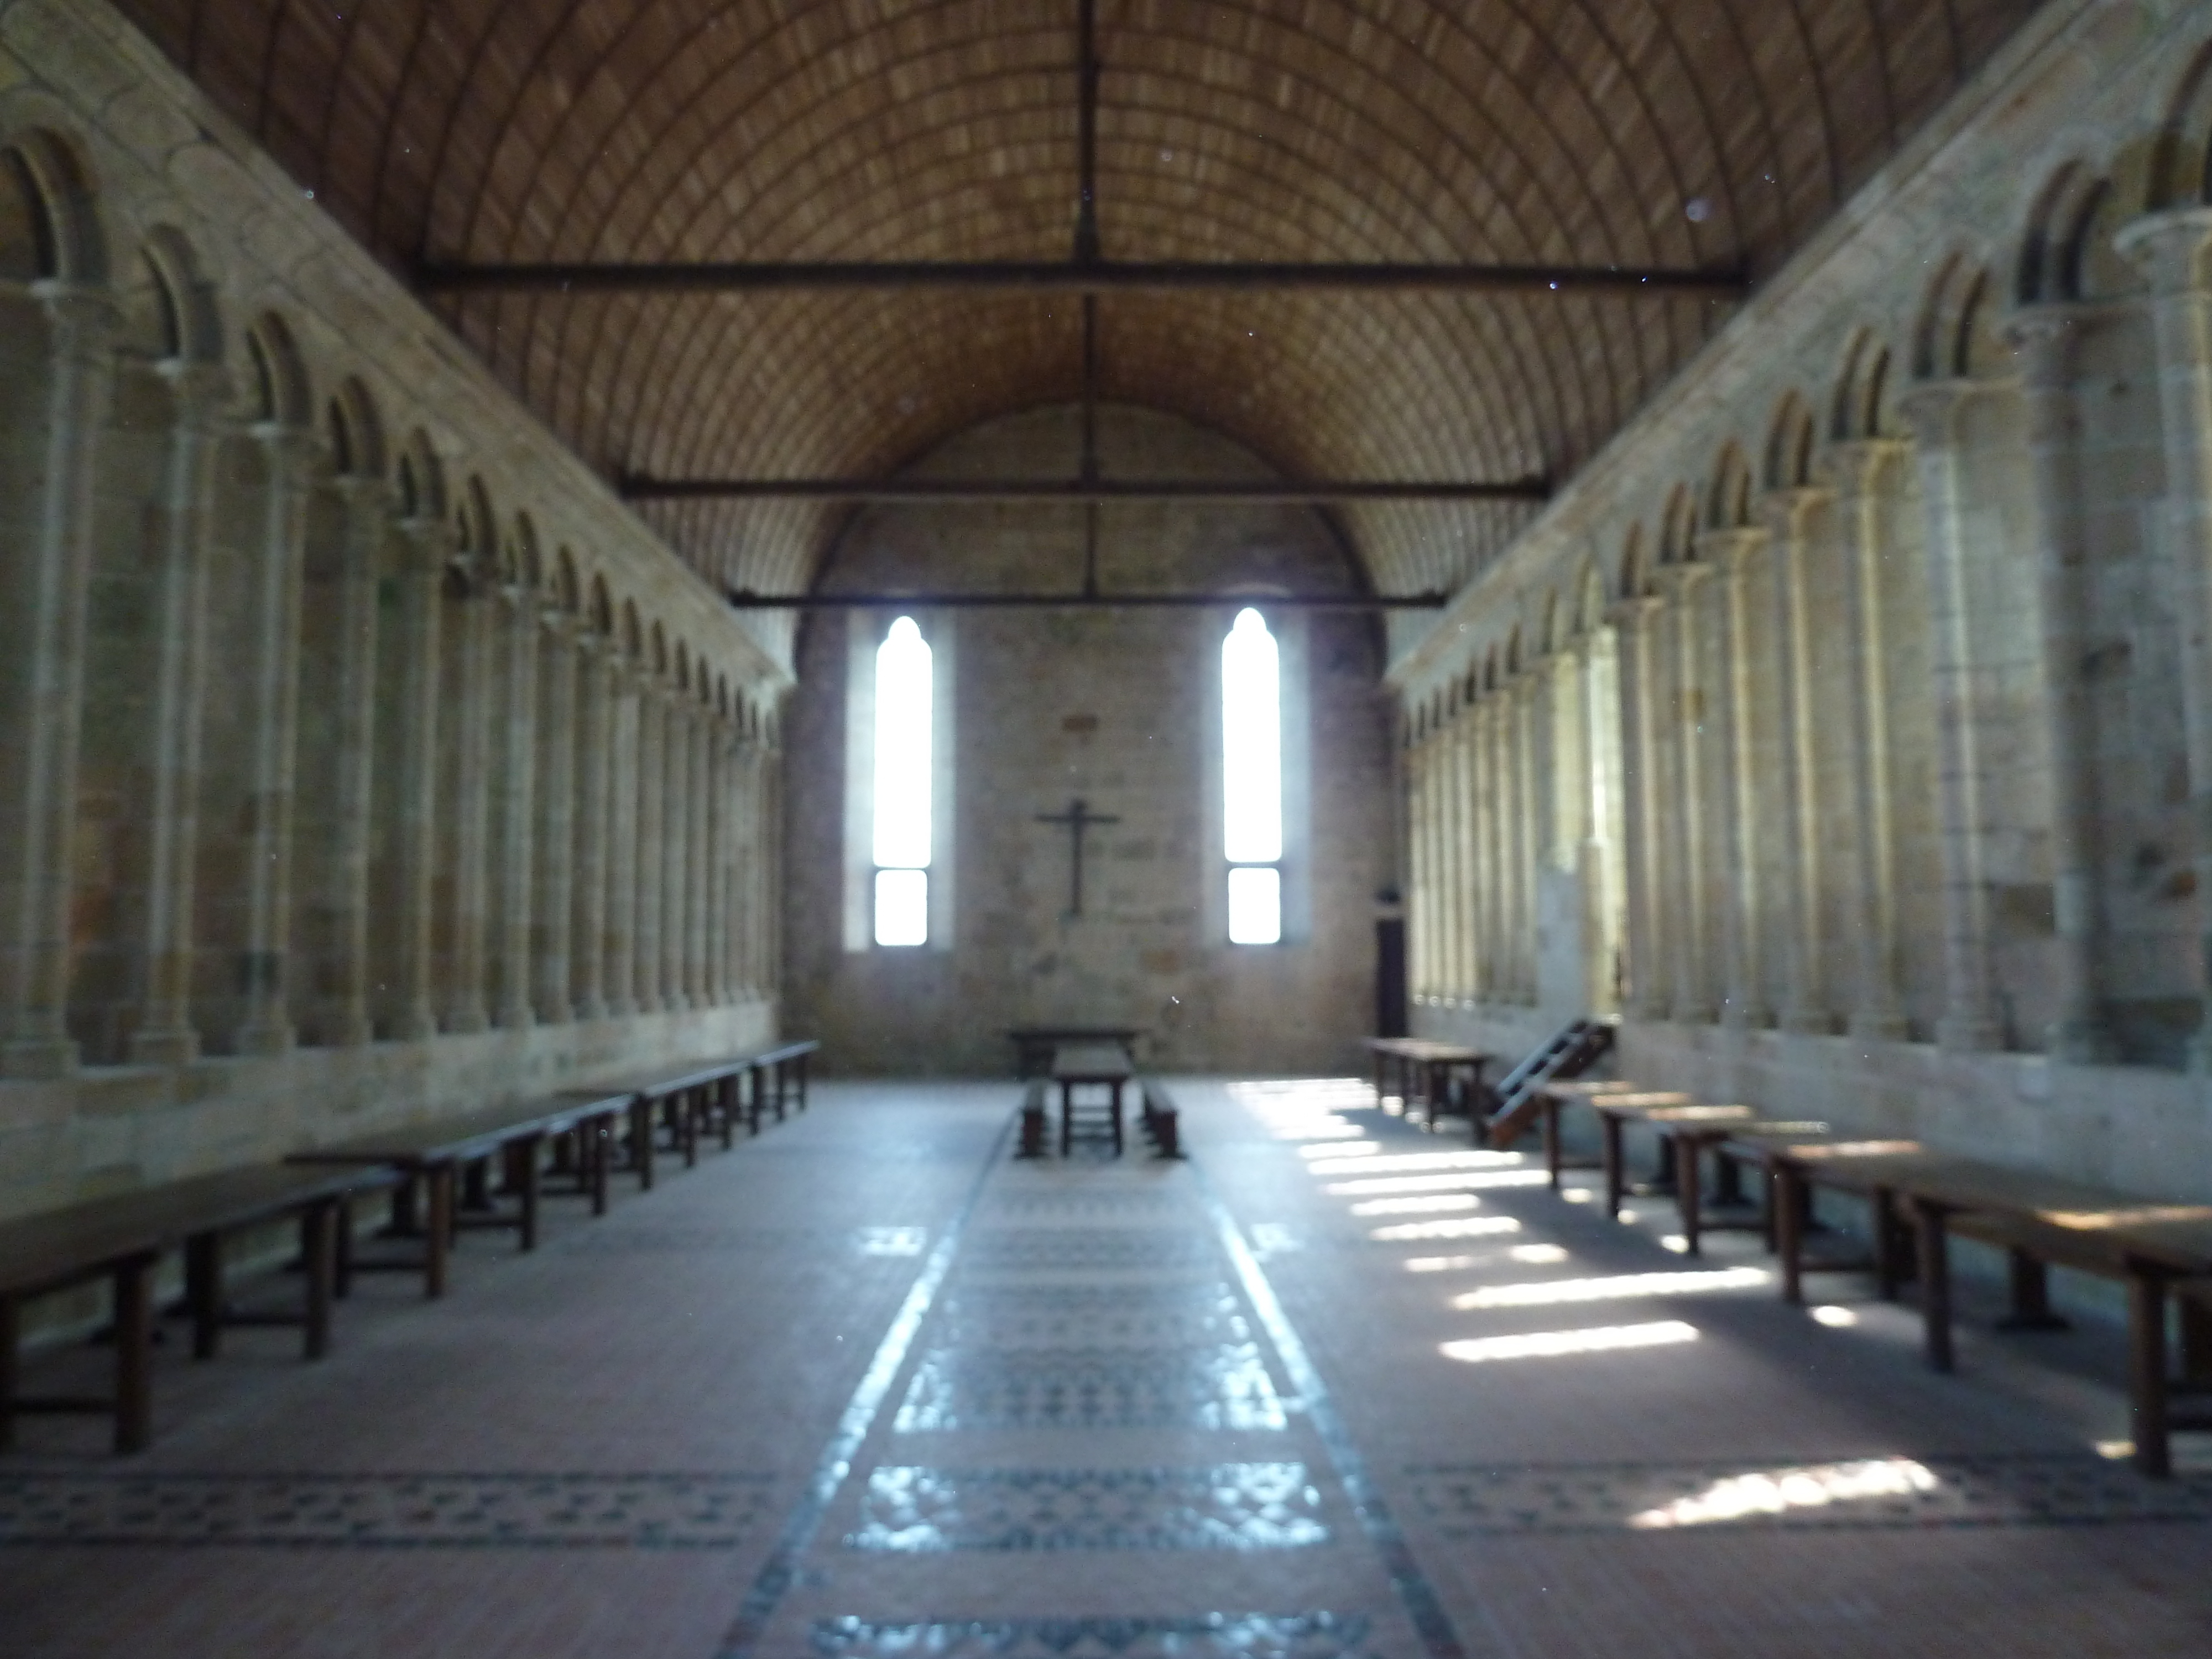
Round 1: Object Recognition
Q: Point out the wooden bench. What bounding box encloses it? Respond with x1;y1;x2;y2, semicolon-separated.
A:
289;1092;632;1297
1140;1079;1183;1160
1016;1079;1050;1159
748;1040;820;1123
1;1163;404;1453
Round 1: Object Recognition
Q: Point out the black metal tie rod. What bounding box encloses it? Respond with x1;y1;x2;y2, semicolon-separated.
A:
726;589;1449;610
630;475;1548;504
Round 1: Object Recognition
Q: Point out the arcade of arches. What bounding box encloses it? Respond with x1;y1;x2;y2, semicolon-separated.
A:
9;0;2212;1651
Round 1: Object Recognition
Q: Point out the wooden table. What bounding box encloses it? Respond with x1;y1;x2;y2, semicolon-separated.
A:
1363;1037;1491;1133
1;1162;404;1454
1529;1078;1647;1190
1052;1044;1134;1155
1010;1026;1143;1079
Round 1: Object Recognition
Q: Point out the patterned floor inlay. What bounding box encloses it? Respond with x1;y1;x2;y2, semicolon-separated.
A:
894;1346;1288;1432
960;1230;1219;1272
847;1463;1328;1551
0;1472;778;1549
938;1285;1250;1349
810;1613;1372;1657
1407;1453;2212;1535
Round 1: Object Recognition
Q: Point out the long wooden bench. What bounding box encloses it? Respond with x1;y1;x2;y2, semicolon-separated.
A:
750;1039;820;1121
289;1091;633;1297
1;1162;405;1453
1140;1078;1183;1160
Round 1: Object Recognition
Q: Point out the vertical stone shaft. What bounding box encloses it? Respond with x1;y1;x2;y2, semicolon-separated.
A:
1402;735;1426;999
131;365;226;1067
533;614;576;1025
1656;564;1714;1022
1448;705;1473;1000
235;429;317;1055
605;663;640;1017
321;479;384;1047
633;681;665;1014
2011;308;2116;1061
1478;695;1503;999
1704;527;1770;1029
444;573;493;1035
389;523;444;1041
1611;596;1666;1018
1902;381;2005;1052
1580;631;1624;1014
1762;488;1837;1034
1513;675;1538;999
764;730;785;999
1;291;113;1078
2119;208;2212;1069
661;694;692;1013
737;731;761;998
570;640;613;1021
493;581;538;1031
1832;440;1913;1040
686;705;711;1007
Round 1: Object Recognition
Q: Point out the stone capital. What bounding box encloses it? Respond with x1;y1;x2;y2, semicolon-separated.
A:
2001;303;2105;390
1822;436;1910;497
1896;378;1991;449
395;517;455;576
1694;524;1767;573
1649;559;1713;599
2115;206;2212;298
33;281;121;358
1757;484;1832;539
1603;593;1662;633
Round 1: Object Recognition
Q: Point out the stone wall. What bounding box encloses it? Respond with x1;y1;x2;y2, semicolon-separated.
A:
786;406;1394;1077
1395;0;2212;1198
0;0;788;1224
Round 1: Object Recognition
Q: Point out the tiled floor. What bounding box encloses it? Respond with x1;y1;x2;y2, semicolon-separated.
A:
3;1078;2210;1656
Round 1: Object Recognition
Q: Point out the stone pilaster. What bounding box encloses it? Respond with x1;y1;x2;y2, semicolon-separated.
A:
1760;487;1838;1034
233;426;319;1056
1447;702;1474;1001
1653;562;1715;1024
129;362;228;1068
1609;595;1667;1019
2009;305;2118;1061
569;637;614;1021
1830;439;1914;1041
1901;380;2005;1052
441;562;493;1036
2118;206;2212;1071
1702;526;1772;1030
605;659;641;1018
1509;673;1539;1002
633;678;666;1014
533;611;577;1026
492;577;538;1031
661;691;693;1014
319;477;385;1047
387;521;445;1041
1;288;114;1078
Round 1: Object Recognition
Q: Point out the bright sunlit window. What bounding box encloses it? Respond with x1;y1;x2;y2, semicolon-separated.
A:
874;617;932;946
1223;608;1282;944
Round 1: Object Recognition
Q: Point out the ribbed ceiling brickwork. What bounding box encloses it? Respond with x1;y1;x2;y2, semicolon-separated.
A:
116;0;2038;598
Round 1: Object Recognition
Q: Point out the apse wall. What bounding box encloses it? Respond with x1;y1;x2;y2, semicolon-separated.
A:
786;406;1394;1076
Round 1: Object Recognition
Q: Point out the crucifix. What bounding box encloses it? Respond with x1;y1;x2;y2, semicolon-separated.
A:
1036;797;1119;917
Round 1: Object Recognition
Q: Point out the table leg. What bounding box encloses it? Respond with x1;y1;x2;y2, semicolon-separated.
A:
1761;1165;1778;1255
1911;1197;1954;1373
797;1055;811;1112
2129;1267;2173;1479
336;1199;356;1298
1601;1112;1625;1220
0;1295;17;1453
1874;1188;1903;1301
519;1134;542;1251
425;1165;455;1299
113;1256;154;1454
1997;1247;2070;1332
186;1229;223;1360
1060;1081;1073;1156
632;1099;656;1190
1542;1099;1562;1190
302;1200;336;1360
2182;1295;2212;1384
1112;1080;1124;1156
1674;1135;1703;1256
1777;1165;1805;1305
720;1076;737;1150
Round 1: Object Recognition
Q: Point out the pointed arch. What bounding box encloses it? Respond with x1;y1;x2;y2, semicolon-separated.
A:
138;226;222;364
1763;393;1817;490
2150;36;2212;209
1658;484;1698;563
1706;444;1754;529
245;311;312;427
0;127;105;283
1913;254;1999;380
1831;330;1893;441
327;377;387;479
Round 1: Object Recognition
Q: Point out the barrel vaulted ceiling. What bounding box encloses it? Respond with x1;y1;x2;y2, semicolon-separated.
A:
113;0;2039;603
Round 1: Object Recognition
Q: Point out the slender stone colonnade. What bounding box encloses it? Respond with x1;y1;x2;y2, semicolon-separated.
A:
1398;6;2212;1180
0;4;787;1223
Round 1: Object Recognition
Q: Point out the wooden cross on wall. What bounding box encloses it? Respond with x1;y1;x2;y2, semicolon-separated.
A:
1035;797;1119;918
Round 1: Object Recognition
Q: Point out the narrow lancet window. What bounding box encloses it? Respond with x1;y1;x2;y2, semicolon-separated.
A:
874;616;932;946
1223;607;1283;945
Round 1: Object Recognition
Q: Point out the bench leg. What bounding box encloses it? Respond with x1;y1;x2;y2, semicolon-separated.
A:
302;1200;336;1360
1777;1167;1805;1305
632;1100;655;1190
2130;1269;2173;1479
1874;1188;1904;1301
519;1135;542;1251
1;1296;18;1452
1601;1113;1625;1220
186;1230;223;1360
797;1055;810;1112
425;1166;455;1298
1542;1100;1562;1190
113;1257;154;1454
1674;1136;1703;1256
720;1077;737;1150
1911;1198;1954;1374
591;1117;611;1216
462;1157;494;1212
1997;1248;2071;1332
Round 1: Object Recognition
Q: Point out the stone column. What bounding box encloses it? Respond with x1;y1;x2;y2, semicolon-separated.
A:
533;611;577;1026
234;426;319;1055
633;678;666;1014
701;716;727;1009
661;692;692;1013
1702;527;1772;1030
569;637;613;1021
1761;487;1838;1034
1654;564;1715;1023
388;521;445;1041
764;727;785;999
442;566;493;1035
492;578;538;1031
129;363;227;1067
605;659;641;1017
1480;693;1506;1002
1579;629;1624;1014
687;701;712;1008
2119;207;2212;1069
1512;674;1539;1000
1610;596;1667;1019
1830;439;1914;1041
320;478;385;1047
2010;306;2119;1061
1;289;114;1078
1901;381;2005;1052
735;728;762;998
1447;705;1475;1001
